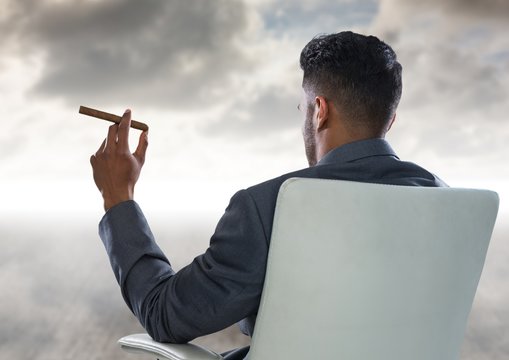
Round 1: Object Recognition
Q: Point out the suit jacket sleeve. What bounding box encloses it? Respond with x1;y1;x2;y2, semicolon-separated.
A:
98;190;268;343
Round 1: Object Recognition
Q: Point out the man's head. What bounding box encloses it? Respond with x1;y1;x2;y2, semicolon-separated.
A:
299;31;402;166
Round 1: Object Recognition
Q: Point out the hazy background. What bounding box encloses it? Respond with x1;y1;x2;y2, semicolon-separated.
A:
0;0;507;359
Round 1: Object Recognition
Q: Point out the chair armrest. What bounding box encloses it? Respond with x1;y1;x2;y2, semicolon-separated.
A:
118;333;223;360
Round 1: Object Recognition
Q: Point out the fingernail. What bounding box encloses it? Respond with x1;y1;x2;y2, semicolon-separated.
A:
125;109;131;114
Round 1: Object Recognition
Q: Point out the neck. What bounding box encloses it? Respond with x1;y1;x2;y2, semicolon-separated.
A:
316;131;385;163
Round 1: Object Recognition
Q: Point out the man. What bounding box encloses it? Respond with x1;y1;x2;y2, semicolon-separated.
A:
90;31;445;359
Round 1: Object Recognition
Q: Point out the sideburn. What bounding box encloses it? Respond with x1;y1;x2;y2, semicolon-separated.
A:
303;104;317;166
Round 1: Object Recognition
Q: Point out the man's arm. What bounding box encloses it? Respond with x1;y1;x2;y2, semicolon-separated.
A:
91;110;268;342
99;190;268;343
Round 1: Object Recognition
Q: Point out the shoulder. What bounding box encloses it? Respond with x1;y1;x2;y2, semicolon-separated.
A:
224;167;322;239
244;166;320;202
374;158;448;187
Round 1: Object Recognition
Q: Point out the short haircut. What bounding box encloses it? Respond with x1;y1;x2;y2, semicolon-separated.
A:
300;31;402;132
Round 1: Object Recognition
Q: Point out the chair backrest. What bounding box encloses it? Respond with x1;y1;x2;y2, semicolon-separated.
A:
248;178;499;360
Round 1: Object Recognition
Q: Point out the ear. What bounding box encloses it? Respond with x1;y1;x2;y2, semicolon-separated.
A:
386;113;396;132
314;96;329;131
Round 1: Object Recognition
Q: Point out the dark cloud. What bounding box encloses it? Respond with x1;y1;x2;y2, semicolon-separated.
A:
423;0;509;19
1;0;252;108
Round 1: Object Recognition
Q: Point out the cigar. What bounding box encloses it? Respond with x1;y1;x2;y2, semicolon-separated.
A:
79;106;149;131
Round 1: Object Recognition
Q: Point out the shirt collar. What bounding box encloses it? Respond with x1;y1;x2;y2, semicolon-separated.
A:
317;138;398;166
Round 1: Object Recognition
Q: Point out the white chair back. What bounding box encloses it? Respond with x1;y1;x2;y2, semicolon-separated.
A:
249;178;499;360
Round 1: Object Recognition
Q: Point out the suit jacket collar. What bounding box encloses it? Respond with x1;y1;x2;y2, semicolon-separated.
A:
317;138;398;166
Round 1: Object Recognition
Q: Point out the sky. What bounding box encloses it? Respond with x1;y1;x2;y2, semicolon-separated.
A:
0;0;508;220
0;0;508;358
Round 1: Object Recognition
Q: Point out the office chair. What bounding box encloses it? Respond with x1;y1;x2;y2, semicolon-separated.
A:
118;178;499;360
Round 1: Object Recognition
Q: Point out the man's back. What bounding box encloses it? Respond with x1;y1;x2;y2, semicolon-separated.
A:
99;138;446;344
227;138;446;336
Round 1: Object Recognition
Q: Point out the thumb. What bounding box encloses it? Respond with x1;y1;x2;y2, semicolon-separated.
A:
133;131;148;164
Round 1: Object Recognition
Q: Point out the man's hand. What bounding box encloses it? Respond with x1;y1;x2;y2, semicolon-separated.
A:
90;109;148;211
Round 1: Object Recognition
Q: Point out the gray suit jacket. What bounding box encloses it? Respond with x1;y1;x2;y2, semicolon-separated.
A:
99;139;446;345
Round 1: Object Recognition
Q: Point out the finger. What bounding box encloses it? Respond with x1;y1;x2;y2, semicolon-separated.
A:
90;154;96;166
117;109;132;152
106;124;118;152
133;131;149;164
95;138;106;156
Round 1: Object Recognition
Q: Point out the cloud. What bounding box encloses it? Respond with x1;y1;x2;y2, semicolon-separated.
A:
202;86;301;138
459;224;509;360
417;0;509;20
368;0;509;162
197;0;509;160
1;0;255;109
256;0;378;37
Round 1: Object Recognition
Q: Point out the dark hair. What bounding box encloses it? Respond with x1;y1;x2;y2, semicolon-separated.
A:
300;31;402;132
